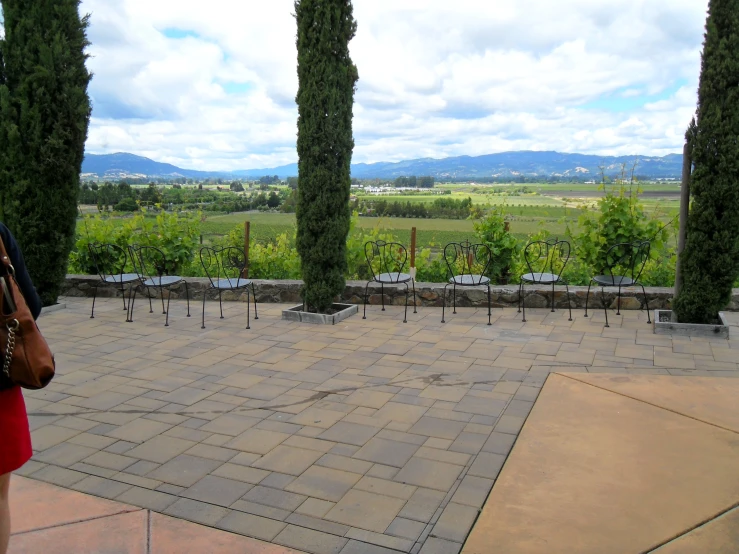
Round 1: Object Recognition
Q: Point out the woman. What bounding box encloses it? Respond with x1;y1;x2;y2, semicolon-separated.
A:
0;222;41;554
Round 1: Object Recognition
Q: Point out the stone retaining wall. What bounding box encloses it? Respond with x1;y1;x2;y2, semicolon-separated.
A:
63;275;739;312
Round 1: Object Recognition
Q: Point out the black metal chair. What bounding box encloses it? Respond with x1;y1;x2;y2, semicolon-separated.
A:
199;246;258;330
87;243;140;321
585;240;651;327
518;238;573;323
442;241;492;325
128;244;191;327
362;240;416;323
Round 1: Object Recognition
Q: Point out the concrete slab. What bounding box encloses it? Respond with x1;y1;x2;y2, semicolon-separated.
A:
650;506;739;553
563;373;739;433
463;374;739;554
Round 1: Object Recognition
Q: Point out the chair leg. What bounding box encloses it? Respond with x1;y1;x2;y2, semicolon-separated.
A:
602;286;609;328
129;286;139;323
164;288;172;327
551;280;556;312
412;280;417;314
517;281;522;313
522;281;527;323
184;281;191;317
487;284;491;326
641;284;651;324
246;286;251;330
584;282;592;317
381;282;385;311
251;282;258;319
121;287;127;311
403;282;408;323
160;291;166;315
565;283;573;321
201;288;207;329
218;290;224;319
90;284;98;319
362;281;371;319
616;285;622;315
452;283;457;314
125;284;135;322
147;291;153;313
441;283;450;323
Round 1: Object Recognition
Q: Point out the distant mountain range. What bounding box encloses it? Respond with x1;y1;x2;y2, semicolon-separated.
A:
81;151;684;180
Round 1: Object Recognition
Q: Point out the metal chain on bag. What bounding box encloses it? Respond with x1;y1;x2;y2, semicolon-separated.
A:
2;318;19;379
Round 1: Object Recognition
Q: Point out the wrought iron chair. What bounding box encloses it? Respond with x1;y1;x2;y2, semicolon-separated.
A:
442;241;492;325
128;244;191;326
87;243;140;321
199;246;258;330
518;238;573;323
585;240;651;327
362;240;416;323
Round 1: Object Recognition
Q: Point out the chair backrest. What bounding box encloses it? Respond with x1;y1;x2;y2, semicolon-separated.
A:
604;240;650;282
199;246;248;287
128;244;173;282
364;241;408;283
88;243;129;282
523;238;571;282
443;241;492;285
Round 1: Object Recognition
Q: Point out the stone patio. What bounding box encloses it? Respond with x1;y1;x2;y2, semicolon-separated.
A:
15;296;739;554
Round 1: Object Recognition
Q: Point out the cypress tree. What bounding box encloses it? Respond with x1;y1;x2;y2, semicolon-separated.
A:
294;0;358;312
0;0;92;305
673;0;739;324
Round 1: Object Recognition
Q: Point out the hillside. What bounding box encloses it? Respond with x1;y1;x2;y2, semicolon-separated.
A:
82;151;683;180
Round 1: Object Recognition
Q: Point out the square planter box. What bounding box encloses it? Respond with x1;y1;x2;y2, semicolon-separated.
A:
282;303;358;325
653;310;729;339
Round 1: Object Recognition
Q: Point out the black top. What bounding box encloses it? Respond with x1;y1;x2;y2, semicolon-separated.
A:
0;223;42;320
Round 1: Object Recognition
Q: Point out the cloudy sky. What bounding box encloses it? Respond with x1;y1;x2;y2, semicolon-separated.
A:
78;0;708;171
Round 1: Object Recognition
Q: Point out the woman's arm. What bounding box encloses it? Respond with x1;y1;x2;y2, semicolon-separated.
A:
0;224;42;320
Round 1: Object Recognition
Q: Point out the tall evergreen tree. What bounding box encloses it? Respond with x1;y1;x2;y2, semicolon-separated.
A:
0;0;92;305
294;0;358;312
673;0;739;324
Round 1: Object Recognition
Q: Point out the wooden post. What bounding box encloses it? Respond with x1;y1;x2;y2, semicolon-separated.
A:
243;221;250;278
674;141;692;297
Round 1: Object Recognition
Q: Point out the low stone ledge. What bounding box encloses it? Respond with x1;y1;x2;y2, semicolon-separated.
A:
62;275;739;311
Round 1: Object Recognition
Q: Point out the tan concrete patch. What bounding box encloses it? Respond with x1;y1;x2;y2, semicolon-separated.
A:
561;373;739;433
650;507;739;553
463;374;739;554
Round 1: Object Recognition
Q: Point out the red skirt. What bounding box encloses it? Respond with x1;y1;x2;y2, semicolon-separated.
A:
0;386;32;475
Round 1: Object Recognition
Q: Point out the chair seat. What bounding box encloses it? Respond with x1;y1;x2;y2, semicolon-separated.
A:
104;273;139;284
593;275;635;286
521;272;559;284
212;278;251;289
143;276;183;287
450;275;490;286
375;272;412;284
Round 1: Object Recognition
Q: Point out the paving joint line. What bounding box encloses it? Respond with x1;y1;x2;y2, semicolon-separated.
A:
557;372;739;435
641;500;739;553
9;505;143;537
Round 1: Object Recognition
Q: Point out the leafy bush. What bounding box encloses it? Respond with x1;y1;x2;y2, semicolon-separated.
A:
473;206;518;282
567;184;674;276
69;210;202;276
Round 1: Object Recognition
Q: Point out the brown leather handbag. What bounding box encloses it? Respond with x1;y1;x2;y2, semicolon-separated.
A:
0;237;55;390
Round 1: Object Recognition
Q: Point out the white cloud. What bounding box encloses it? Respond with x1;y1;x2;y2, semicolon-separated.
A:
80;0;709;171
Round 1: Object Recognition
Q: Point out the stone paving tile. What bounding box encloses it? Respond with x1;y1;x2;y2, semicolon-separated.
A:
26;299;739;554
325;489;406;533
285;465;362;502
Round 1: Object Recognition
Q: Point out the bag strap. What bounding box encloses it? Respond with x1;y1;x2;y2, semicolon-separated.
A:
0;235;12;274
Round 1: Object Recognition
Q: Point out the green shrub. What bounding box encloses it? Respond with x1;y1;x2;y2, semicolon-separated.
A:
473;206;518;282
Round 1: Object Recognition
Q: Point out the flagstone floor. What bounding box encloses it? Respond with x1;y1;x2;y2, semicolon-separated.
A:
15;296;739;554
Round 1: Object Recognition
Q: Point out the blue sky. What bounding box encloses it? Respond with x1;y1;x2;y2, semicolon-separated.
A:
79;0;708;171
